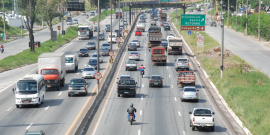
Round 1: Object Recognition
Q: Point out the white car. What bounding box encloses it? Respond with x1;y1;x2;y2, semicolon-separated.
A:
124;21;128;25
107;33;117;43
91;53;103;63
167;34;175;41
181;86;199;102
189;108;215;131
81;12;87;16
129;52;140;61
82;67;96;79
90;11;95;16
131;39;140;47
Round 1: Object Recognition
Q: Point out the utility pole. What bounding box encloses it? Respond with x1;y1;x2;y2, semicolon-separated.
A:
97;0;100;94
245;0;248;36
118;0;120;38
220;0;224;78
110;0;112;54
3;0;6;41
227;0;229;27
125;0;127;26
258;0;261;41
61;2;64;37
122;0;124;32
176;6;177;24
236;0;238;31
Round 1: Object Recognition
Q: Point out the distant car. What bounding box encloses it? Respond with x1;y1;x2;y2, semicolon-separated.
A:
211;22;217;27
99;33;105;40
135;30;142;36
73;19;78;24
107;34;117;43
88;58;98;70
131;39;140;47
66;20;73;25
90;11;95;16
189;9;193;12
181;86;199;102
125;60;138;71
154;16;159;21
164;24;170;30
167;34;175;40
24;130;46;135
120;25;124;31
82;67;96;79
106;24;111;27
79;48;89;57
105;26;111;32
162;22;169;27
91;53;103;63
161;41;168;50
128;42;137;51
66;16;72;22
129;52;140;61
68;78;88;96
148;75;163;87
141;18;146;23
81;12;87;16
86;42;96;50
124;20;128;25
100;47;110;56
94;26;100;32
151;21;156;26
101;43;111;51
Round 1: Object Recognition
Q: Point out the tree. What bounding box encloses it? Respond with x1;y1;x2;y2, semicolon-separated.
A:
91;0;109;10
19;0;41;52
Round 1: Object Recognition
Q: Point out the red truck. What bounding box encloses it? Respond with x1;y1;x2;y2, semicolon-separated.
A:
177;71;196;88
116;12;122;19
151;47;167;66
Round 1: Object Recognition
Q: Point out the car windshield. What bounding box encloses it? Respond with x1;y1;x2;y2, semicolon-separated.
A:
41;69;57;75
162;39;167;41
178;59;188;62
87;42;95;45
106;24;110;27
70;79;85;85
129;43;136;46
67;20;72;22
102;44;110;47
73;19;77;21
169;34;175;36
94;27;98;29
67;17;71;19
78;28;88;31
127;60;136;64
92;54;101;57
17;80;38;92
99;34;104;36
80;49;88;51
184;88;197;92
130;52;138;55
120;76;131;79
132;40;139;42
119;80;135;85
89;59;97;64
101;48;108;51
65;57;74;63
109;35;115;38
84;68;95;71
194;109;212;116
151;76;161;79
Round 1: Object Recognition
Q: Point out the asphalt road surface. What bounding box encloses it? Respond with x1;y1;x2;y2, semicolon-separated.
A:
87;10;232;135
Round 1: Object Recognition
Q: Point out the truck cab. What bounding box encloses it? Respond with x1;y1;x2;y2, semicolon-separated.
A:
65;53;79;73
151;47;167;65
77;24;93;40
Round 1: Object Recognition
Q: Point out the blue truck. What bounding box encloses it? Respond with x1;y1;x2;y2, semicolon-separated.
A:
150;8;158;19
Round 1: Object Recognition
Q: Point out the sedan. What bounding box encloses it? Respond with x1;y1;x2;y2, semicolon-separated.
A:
99;33;105;40
73;19;78;24
154;17;159;21
125;60;137;71
105;26;111;32
148;75;163;87
81;12;87;16
66;20;73;25
91;53;103;63
101;43;111;51
181;86;199;102
79;48;89;57
82;67;96;79
100;47;110;56
128;42;137;51
124;21;128;25
135;30;142;36
131;39;140;47
164;24;170;30
90;11;95;16
88;58;98;70
129;52;140;61
86;42;96;50
68;78;88;96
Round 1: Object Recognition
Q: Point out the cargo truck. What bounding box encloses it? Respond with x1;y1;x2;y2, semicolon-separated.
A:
151;47;167;65
148;26;162;48
168;37;183;55
160;13;167;21
78;24;93;40
150;8;158;19
37;52;66;91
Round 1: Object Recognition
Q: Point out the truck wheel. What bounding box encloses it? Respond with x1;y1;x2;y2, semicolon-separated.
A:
68;94;71;97
211;126;214;131
118;94;120;97
16;104;19;108
192;126;195;131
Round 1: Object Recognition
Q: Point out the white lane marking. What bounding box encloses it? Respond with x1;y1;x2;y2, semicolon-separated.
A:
167;66;168;69
26;123;33;129
178;111;181;116
183;131;186;135
58;92;62;96
138;129;141;135
171;85;173;88
140;110;142;115
141;96;143;100
77;72;79;74
169;75;170;78
45;106;50;110
174;97;177;101
6;107;12;111
84;64;86;66
145;53;146;55
142;84;144;87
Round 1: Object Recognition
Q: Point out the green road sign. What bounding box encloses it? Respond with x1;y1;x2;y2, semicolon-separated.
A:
161;0;170;2
181;14;205;26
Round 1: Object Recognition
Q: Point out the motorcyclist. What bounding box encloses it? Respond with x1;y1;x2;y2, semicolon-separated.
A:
139;64;145;75
87;14;89;19
127;103;137;120
93;19;95;25
0;44;4;53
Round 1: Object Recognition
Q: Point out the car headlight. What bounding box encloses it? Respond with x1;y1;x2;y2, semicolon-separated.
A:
80;87;85;90
69;87;74;90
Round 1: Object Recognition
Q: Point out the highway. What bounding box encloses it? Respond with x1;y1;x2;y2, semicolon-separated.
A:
0;10;129;134
86;10;233;135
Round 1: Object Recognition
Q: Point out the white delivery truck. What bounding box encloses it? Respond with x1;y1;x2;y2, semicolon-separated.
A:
65;53;79;72
13;74;46;108
78;24;93;40
37;52;66;91
6;17;27;28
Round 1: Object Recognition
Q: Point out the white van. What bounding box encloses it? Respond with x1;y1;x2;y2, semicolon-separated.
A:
65;53;79;72
13;74;46;108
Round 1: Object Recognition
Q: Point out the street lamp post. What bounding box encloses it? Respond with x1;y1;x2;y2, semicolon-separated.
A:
97;0;100;93
258;0;261;41
118;0;120;39
220;1;224;78
2;0;6;41
227;0;229;27
110;0;112;53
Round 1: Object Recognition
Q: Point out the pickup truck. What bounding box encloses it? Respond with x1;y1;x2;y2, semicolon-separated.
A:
189;108;215;131
151;47;167;66
177;71;196;88
125;60;137;71
168;37;183;55
175;58;189;71
117;79;137;97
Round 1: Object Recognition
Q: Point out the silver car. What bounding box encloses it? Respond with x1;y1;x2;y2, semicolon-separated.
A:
67;20;73;25
181;86;199;102
131;39;140;47
128;52;140;61
81;12;87;16
90;11;95;16
73;19;78;24
91;53;103;63
100;47;110;56
101;43;111;51
86;42;96;50
82;67;96;79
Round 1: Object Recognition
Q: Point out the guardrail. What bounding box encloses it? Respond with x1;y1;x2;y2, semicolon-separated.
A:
66;12;143;135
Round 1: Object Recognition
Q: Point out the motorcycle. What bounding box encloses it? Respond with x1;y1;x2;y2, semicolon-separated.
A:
87;15;89;19
140;71;144;78
0;48;4;53
128;114;135;125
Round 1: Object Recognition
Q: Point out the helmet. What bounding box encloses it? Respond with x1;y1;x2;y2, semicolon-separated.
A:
130;103;133;107
141;64;143;66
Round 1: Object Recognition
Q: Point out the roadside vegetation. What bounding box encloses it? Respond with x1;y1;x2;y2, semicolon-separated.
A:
90;10;115;22
0;26;78;72
170;10;270;135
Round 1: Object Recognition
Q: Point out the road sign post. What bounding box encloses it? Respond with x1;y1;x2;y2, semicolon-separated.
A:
188;31;191;35
94;72;102;80
197;35;204;47
117;37;121;42
109;51;114;57
180;14;205;31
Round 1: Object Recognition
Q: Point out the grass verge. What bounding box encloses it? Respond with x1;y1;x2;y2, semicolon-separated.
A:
0;26;78;72
90;10;116;22
170;10;270;135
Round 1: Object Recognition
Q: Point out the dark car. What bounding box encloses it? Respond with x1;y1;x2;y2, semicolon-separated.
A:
79;48;89;57
24;130;46;135
148;75;163;87
88;58;98;70
68;78;88;96
100;47;110;56
128;43;137;51
105;26;111;32
211;22;217;27
99;33;105;40
117;75;132;83
164;24;170;30
161;41;168;50
86;42;96;50
94;26;100;32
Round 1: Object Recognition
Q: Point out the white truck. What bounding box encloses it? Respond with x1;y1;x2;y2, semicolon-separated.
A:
65;53;79;73
78;24;93;40
189;108;215;131
6;17;27;28
12;74;46;108
136;21;145;32
168;37;183;55
37;52;66;91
